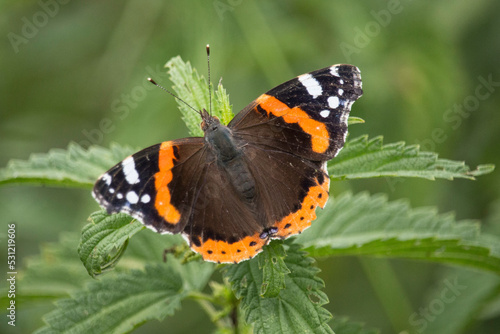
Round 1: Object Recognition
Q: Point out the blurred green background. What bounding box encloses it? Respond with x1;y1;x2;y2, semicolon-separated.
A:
1;0;499;333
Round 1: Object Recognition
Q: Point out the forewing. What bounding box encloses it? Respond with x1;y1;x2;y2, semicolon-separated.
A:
229;64;363;161
92;138;205;234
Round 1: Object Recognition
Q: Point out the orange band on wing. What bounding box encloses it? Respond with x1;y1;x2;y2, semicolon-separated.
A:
273;176;330;238
191;233;267;264
256;94;330;153
154;141;181;224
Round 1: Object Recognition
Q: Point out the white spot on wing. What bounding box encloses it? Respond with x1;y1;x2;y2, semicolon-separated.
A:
339;79;344;85
122;156;140;185
141;194;151;203
328;96;340;109
330;66;340;77
109;188;115;194
320;109;330;118
117;193;123;199
126;191;139;204
298;73;322;98
338;88;344;96
102;173;112;185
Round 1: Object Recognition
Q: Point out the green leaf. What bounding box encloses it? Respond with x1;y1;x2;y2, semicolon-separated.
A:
165;56;208;137
258;240;290;298
122;228;187;264
347;116;365;125
78;210;216;285
298;192;500;274
165;56;233;137
35;264;187;334
77;210;217;286
224;240;333;334
214;79;234;125
330;135;495;180
78;210;145;278
0;143;133;188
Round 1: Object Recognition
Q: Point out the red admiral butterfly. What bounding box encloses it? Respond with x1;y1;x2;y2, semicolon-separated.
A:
93;59;362;263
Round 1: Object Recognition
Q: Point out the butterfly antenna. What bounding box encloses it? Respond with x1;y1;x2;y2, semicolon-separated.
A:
147;78;202;117
206;44;212;116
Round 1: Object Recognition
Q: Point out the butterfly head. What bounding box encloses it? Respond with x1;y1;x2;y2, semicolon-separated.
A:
200;109;221;132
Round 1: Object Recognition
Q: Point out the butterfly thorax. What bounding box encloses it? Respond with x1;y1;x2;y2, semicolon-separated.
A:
202;111;256;202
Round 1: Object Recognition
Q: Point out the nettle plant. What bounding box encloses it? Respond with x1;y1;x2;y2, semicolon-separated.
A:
1;57;498;334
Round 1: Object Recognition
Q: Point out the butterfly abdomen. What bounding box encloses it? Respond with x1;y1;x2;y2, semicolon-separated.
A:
223;158;256;201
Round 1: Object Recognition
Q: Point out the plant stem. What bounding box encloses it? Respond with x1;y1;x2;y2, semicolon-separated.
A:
188;291;229;329
231;297;239;334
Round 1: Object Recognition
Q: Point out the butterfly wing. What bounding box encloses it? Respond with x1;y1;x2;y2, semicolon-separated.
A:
229;64;363;161
226;64;362;239
93;138;206;234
